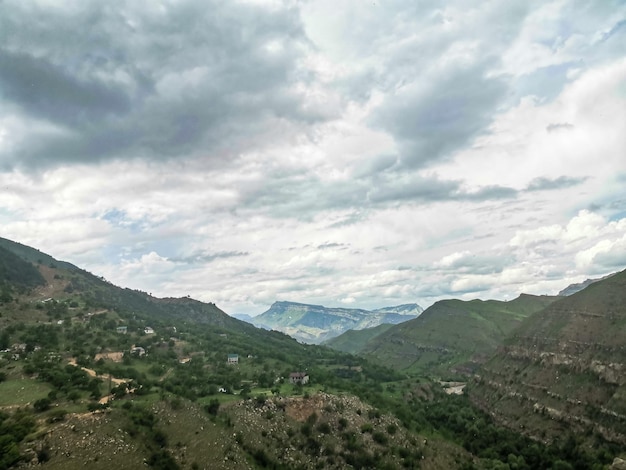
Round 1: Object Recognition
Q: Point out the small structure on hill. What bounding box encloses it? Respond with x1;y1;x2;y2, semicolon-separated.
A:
144;326;154;334
289;372;309;385
116;326;128;334
130;346;146;357
227;353;239;364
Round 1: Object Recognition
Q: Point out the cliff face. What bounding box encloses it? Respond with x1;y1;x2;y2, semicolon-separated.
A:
470;269;626;445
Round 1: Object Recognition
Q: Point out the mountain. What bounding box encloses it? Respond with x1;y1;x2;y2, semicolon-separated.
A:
231;313;257;323
0;237;79;272
470;269;626;446
359;294;559;376
323;323;395;354
0;244;46;289
252;301;422;343
0;236;299;344
557;273;614;296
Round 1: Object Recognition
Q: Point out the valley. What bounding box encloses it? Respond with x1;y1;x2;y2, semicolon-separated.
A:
0;237;625;469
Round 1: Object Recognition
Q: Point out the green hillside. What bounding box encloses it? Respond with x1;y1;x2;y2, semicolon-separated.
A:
0;245;45;289
361;294;558;376
323;323;394;354
470;269;626;446
0;237;78;272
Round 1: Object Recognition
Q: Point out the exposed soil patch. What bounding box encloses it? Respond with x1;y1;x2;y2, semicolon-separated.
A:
94;352;123;363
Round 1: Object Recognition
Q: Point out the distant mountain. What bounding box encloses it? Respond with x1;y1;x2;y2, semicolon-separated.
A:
557;273;614;296
231;313;257;323
470;268;626;445
252;301;422;344
359;294;558;376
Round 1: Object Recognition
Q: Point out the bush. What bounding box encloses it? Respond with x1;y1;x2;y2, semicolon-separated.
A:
37;446;50;463
360;423;373;434
317;422;332;434
33;398;51;412
147;450;179;470
372;431;388;445
152;429;168;448
300;423;312;437
204;399;220;416
47;409;67;423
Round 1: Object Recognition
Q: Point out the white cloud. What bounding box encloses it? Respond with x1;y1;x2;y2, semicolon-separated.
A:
0;1;625;315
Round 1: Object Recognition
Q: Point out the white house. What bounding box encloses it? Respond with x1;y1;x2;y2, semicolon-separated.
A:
289;372;309;385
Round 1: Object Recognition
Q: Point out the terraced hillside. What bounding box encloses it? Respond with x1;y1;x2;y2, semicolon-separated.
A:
470;269;626;445
360;294;558;376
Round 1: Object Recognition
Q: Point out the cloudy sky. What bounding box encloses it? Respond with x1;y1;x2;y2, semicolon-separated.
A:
1;0;625;315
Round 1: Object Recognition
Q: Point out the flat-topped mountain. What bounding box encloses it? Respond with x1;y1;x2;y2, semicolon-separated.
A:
358;294;558;376
470;268;626;445
250;301;422;344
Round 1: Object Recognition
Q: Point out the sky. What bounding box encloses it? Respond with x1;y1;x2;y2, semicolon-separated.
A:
1;0;625;315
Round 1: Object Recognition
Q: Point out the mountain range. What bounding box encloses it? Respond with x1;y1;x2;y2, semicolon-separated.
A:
242;300;423;344
1;235;625;468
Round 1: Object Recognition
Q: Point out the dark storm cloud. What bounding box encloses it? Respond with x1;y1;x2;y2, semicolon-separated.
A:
240;168;518;218
0;0;321;169
373;59;508;168
0;50;133;123
526;176;588;191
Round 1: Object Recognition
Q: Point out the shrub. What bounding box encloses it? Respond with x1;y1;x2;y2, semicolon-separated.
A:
147;450;179;470
300;423;312;437
204;399;220;416
360;423;373;434
33;398;51;412
47;409;67;423
372;431;388;445
317;422;331;434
